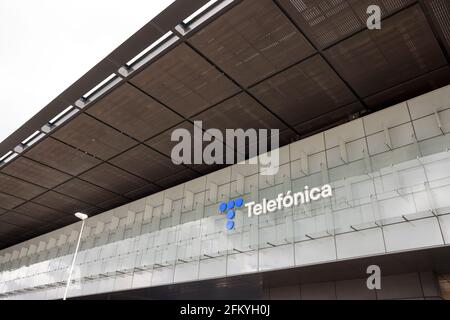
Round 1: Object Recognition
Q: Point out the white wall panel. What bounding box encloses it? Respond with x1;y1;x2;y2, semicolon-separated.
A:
258;244;294;271
383;218;444;252
294;237;336;266
408;86;450;120
199;256;226;279
364;102;410;135
227;251;258;276
174;261;199;283
336;228;386;259
438;214;450;244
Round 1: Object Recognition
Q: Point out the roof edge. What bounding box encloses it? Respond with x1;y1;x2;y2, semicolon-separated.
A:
0;0;209;156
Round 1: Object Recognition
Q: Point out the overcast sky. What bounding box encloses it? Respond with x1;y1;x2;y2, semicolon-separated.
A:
0;0;174;143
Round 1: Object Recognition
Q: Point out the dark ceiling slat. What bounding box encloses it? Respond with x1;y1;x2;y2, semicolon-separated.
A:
276;0;417;50
1;157;72;189
185;0;314;137
324;5;447;99
86;83;185;141
272;0;369;111
363;65;450;109
129;43;241;118
419;0;450;64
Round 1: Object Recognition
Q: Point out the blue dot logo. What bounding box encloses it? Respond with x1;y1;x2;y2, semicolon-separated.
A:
219;202;227;212
226;210;235;220
219;197;245;230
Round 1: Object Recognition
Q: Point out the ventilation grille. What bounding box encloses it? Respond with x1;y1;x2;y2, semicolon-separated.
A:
429;0;450;50
290;0;307;12
382;0;411;13
284;0;414;48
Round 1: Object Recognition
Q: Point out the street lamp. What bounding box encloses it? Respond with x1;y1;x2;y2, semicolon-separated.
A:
63;212;88;300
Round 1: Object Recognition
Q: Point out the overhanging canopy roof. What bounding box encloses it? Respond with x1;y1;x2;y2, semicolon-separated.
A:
0;0;449;249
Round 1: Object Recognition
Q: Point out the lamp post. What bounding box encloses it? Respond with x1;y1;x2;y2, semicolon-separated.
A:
63;212;88;300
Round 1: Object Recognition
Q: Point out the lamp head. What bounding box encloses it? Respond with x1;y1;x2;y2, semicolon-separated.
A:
74;212;88;220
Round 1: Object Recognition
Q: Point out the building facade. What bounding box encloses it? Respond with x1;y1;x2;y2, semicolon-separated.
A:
1;85;450;299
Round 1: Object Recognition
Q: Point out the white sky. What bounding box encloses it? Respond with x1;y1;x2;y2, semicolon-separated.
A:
0;0;175;143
